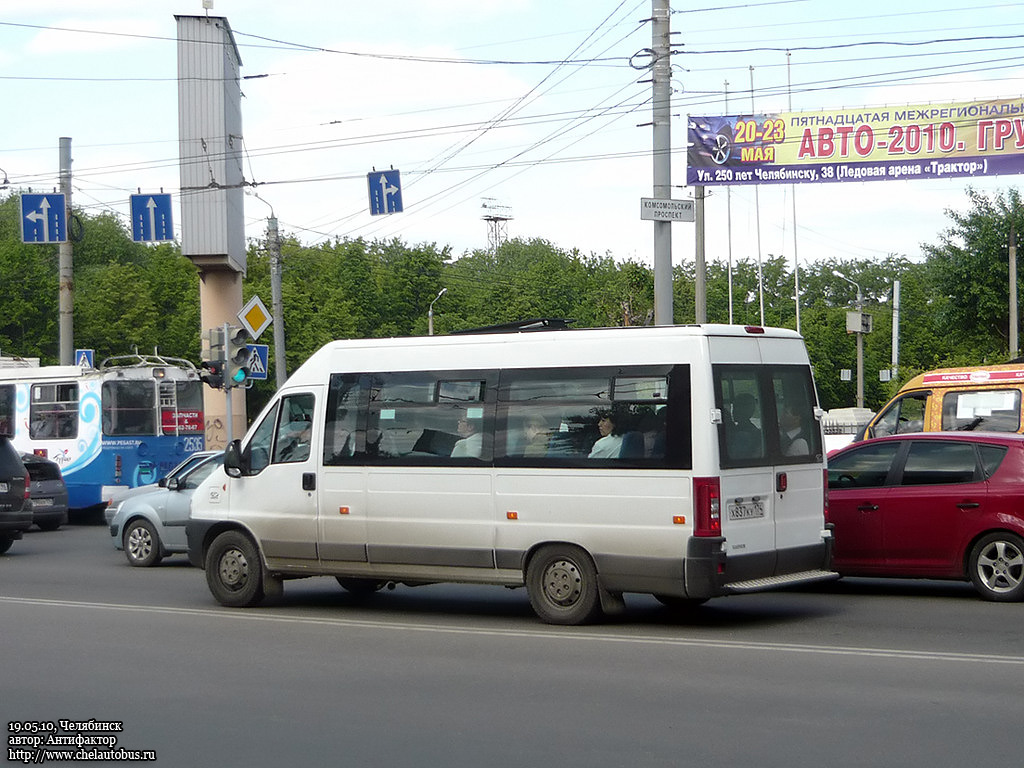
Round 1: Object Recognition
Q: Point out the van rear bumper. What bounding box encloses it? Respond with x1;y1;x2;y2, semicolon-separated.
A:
684;531;836;599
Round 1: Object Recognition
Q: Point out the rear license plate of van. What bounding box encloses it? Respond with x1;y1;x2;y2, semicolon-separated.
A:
0;482;8;493
729;498;764;520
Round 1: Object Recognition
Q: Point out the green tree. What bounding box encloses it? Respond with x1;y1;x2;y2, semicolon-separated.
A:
924;187;1023;362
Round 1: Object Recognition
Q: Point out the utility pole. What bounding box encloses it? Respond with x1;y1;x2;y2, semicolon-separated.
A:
268;215;287;388
891;280;901;378
1011;220;1018;358
651;0;673;325
58;137;73;365
694;186;706;322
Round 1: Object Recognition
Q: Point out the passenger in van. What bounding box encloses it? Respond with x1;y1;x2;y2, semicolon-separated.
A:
588;412;623;458
727;393;761;459
279;419;312;462
521;416;551;457
780;402;809;456
451;416;482;458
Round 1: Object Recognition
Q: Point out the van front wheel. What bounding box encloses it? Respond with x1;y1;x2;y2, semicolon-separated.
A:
205;530;266;607
526;545;603;625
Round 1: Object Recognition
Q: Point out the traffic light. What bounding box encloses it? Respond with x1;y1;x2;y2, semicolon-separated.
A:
199;360;224;389
226;326;251;387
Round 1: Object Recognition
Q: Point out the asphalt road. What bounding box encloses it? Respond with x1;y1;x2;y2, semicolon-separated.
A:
2;524;1021;768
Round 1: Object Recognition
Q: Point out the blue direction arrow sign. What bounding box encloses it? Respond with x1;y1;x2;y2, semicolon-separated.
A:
130;193;174;242
367;170;403;215
20;194;67;243
245;344;269;381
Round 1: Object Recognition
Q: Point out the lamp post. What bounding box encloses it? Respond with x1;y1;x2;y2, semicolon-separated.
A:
428;288;447;336
836;272;864;408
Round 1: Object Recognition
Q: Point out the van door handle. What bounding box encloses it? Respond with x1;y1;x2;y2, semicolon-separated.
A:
857;503;878;511
956;501;979;509
302;473;316;491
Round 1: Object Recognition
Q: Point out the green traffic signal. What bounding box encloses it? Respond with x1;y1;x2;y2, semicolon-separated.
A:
226;326;252;387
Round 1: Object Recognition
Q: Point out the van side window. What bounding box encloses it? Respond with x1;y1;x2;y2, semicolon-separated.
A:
247;401;280;474
497;366;686;467
365;372;492;462
941;390;1021;433
873;393;926;437
324;374;363;464
273;394;316;464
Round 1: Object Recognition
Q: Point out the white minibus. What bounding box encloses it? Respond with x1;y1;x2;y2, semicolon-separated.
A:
187;324;835;624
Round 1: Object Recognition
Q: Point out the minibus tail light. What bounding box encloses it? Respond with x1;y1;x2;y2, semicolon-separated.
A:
823;468;829;517
744;326;765;334
693;477;721;537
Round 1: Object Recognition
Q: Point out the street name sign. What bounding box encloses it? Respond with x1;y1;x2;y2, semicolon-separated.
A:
640;197;695;222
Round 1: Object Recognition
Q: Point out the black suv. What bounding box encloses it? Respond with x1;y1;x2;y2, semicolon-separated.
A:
0;437;32;554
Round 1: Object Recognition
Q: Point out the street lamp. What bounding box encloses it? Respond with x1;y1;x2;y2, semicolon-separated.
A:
836;272;864;409
428;288;447;336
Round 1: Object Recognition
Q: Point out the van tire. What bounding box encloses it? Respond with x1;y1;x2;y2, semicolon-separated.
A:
0;535;12;555
205;530;267;607
968;532;1024;602
526;544;603;625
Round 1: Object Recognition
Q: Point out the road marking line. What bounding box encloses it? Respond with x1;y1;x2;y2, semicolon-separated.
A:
2;594;1022;665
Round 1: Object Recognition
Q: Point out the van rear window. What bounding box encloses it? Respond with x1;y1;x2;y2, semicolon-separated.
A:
715;364;822;467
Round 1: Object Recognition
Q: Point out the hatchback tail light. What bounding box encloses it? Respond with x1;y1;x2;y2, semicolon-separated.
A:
693;477;722;537
23;471;30;500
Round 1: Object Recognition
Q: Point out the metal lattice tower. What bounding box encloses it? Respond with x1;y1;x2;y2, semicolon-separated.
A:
481;198;513;253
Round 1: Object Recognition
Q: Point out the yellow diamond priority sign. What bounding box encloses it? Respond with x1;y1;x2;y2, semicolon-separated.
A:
237;295;272;341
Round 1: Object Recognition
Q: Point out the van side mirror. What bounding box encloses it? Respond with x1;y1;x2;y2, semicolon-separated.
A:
166;477;180;491
224;440;245;478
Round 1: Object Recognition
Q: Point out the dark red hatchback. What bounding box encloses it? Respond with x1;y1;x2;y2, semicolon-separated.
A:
827;432;1024;601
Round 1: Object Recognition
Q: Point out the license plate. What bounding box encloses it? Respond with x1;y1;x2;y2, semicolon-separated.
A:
728;498;764;520
0;482;8;493
33;498;52;507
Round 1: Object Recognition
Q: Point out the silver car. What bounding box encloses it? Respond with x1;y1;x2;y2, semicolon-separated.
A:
104;450;221;526
109;452;224;567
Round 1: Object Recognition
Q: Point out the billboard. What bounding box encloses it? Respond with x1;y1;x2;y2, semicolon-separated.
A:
686;97;1024;186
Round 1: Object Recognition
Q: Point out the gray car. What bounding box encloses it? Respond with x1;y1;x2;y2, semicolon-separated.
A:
109;452;224;567
21;452;69;531
0;437;31;554
104;450;221;526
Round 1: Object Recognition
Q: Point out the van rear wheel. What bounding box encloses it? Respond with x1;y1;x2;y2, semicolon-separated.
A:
526;544;603;625
205;530;267;607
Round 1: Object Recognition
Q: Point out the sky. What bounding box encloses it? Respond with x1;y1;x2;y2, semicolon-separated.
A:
3;0;1024;277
